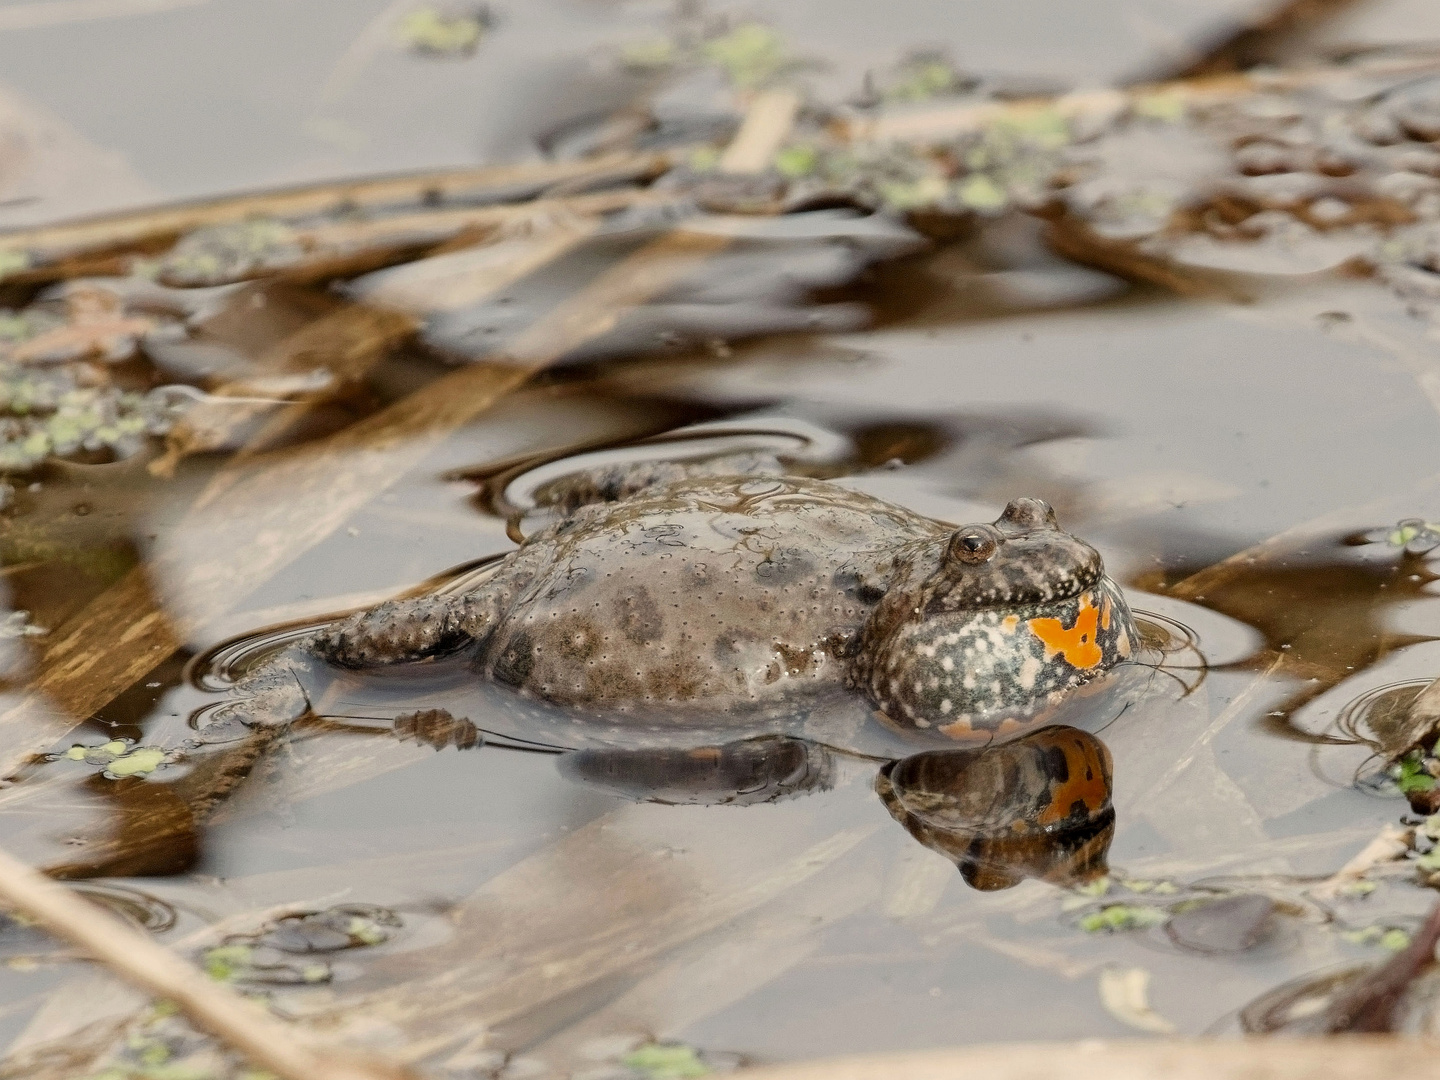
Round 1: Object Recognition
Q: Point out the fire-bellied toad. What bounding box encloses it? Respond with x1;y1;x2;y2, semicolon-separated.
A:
312;474;1136;738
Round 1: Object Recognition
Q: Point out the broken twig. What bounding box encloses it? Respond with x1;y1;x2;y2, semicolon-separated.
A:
720;90;802;174
1311;823;1413;901
0;153;672;264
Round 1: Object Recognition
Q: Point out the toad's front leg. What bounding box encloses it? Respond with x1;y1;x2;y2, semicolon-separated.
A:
312;591;500;668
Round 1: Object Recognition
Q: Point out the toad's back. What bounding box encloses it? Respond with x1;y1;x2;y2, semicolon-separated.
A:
478;476;946;717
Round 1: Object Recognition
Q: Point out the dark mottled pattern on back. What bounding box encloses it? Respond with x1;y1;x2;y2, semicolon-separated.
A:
530;451;785;516
477;476;942;719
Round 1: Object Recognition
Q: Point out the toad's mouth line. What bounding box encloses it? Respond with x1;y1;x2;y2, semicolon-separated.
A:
925;575;1104;612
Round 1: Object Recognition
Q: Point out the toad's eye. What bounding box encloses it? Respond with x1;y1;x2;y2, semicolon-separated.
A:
948;526;1000;565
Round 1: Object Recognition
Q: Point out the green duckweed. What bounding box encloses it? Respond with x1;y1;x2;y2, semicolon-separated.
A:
1387;518;1440;551
106;748;169;778
621;37;678;73
1341;925;1413;950
701;23;791;89
774;144;818;179
0;363;185;471
957;174;1007;211
396;5;487;55
623;1043;711;1080
880;56;973;104
159;219;303;286
1393;751;1436;794
1133;92;1187;123
62;740;169;776
201;944;254;983
0;250;30;281
1078;904;1170;933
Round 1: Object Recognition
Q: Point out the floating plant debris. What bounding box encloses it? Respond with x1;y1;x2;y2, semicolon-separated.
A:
156;219;305;287
622;1042;714;1080
201;904;402;987
871;52;978;105
1098;966;1176;1035
1165;894;1276;955
396;5;490;56
620;19;809;90
1388;518;1440;554
60;740;170;779
1077;903;1170;934
0;368;185;470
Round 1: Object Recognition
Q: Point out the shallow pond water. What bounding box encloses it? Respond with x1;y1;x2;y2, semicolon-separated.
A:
3;1;1440;1077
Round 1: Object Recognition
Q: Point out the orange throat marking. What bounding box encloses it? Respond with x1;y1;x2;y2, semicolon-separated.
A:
1027;592;1103;670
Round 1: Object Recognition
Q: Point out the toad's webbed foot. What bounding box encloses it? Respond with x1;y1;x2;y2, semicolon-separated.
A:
312;592;496;669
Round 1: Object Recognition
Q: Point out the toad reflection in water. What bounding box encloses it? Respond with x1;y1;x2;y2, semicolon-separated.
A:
561;725;1116;889
876;726;1114;891
215;457;1146;889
